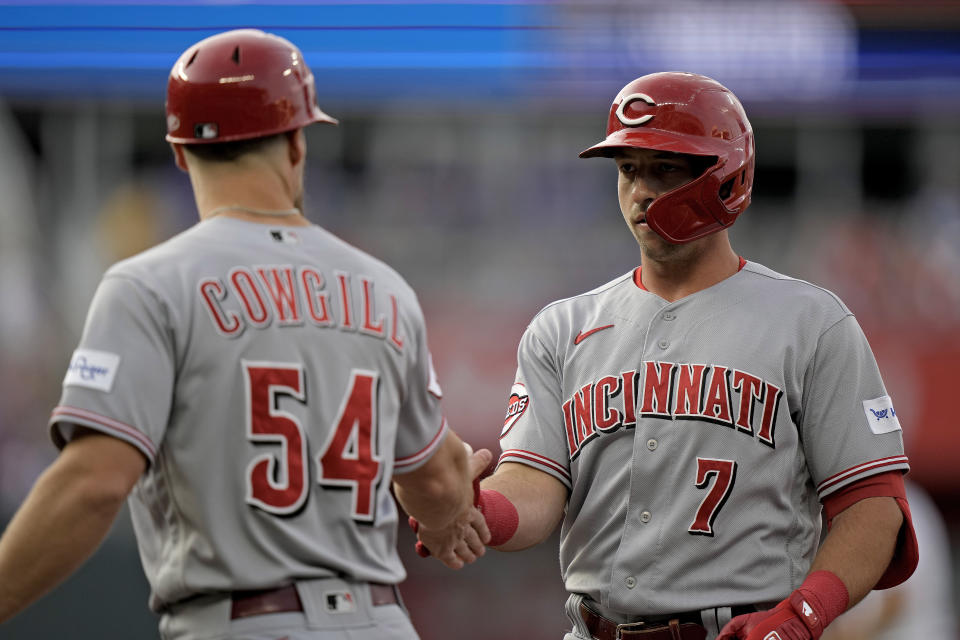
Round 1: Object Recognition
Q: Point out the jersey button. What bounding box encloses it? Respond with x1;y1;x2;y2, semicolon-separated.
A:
640;510;652;523
657;339;669;350
662;312;676;321
625;576;637;589
647;439;658;451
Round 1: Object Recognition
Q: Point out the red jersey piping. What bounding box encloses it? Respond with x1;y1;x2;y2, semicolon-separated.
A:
633;256;747;290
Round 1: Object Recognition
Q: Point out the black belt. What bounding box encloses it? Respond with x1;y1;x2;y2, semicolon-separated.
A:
578;602;759;640
230;583;400;619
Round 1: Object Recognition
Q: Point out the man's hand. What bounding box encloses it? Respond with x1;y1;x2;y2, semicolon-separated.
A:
409;448;492;569
410;505;490;569
718;571;848;640
717;597;815;640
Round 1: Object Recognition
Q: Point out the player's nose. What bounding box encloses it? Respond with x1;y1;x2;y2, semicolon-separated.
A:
629;174;657;212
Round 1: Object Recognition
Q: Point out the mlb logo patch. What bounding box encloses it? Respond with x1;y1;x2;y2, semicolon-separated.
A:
194;122;219;139
269;229;301;244
324;590;356;614
862;395;902;435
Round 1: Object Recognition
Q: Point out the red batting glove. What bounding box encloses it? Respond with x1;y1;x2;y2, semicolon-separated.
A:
717;571;848;640
716;597;815;640
407;516;431;558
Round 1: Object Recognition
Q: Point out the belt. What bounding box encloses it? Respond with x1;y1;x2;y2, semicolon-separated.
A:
230;582;400;620
578;602;758;640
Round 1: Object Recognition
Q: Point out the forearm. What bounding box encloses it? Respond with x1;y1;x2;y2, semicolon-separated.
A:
0;462;124;622
393;431;473;530
810;496;904;609
718;495;906;639
479;463;566;551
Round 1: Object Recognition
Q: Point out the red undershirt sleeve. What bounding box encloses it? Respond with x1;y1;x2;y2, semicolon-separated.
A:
821;470;918;589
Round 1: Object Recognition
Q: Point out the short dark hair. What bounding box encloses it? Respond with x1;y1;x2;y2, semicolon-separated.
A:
183;133;284;163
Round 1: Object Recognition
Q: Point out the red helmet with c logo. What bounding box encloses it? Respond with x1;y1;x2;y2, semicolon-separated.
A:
165;29;338;144
580;72;755;244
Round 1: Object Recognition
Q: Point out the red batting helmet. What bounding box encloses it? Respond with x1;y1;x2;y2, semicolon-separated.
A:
580;72;754;244
165;29;338;144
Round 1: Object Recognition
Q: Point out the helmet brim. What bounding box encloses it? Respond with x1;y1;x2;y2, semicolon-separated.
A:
579;128;735;159
165;108;338;145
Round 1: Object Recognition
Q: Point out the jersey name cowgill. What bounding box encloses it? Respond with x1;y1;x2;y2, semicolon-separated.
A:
197;264;405;351
564;361;784;459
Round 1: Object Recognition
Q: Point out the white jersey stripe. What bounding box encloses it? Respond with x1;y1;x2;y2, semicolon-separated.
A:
50;405;157;460
499;449;571;484
394;417;448;471
816;455;910;496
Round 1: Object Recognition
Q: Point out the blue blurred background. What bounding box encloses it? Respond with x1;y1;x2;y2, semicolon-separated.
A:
0;1;958;638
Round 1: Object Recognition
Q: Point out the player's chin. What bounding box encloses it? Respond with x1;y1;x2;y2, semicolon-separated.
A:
628;221;648;242
638;231;683;258
633;224;662;247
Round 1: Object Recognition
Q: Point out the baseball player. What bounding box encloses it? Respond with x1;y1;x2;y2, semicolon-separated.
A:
0;29;491;639
414;72;919;640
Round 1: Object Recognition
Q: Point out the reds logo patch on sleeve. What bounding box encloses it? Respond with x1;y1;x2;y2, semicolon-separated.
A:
862;395;901;434
63;348;121;392
501;382;529;438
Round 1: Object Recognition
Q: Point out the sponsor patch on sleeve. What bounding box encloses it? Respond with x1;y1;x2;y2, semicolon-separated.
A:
862;395;901;434
426;352;443;398
501;382;529;438
63;348;121;392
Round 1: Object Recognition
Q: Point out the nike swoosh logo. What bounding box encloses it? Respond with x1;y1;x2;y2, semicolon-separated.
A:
574;324;614;345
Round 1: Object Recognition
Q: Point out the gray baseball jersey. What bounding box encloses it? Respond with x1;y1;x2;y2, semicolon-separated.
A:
498;260;908;615
49;216;447;612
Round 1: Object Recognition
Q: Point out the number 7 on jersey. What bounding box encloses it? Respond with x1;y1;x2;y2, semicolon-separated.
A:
688;457;737;536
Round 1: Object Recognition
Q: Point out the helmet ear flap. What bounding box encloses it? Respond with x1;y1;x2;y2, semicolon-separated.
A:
719;161;753;214
719;176;735;200
645;159;743;244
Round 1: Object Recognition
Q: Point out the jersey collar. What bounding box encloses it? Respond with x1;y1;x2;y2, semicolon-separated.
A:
633;256;747;290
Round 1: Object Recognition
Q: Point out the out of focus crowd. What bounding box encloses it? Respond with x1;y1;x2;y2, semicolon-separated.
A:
0;102;958;639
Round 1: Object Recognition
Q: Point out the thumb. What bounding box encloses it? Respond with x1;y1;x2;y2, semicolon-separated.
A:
468;448;493;480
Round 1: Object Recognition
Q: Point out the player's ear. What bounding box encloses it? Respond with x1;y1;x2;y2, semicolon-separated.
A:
170;143;189;173
285;129;305;168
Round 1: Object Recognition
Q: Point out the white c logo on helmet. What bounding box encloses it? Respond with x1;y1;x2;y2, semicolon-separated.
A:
616;93;656;126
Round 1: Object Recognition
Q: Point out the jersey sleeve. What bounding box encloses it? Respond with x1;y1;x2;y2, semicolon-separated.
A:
799;314;910;500
392;295;447;474
497;325;572;489
49;274;175;464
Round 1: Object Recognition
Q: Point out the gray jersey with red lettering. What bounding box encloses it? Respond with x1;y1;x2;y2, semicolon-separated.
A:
50;216;447;611
498;260;908;615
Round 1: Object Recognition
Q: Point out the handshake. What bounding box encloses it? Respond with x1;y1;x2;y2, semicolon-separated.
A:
405;442;519;570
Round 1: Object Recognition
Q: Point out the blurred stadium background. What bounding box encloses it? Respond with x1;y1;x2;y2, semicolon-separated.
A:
1;0;959;638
